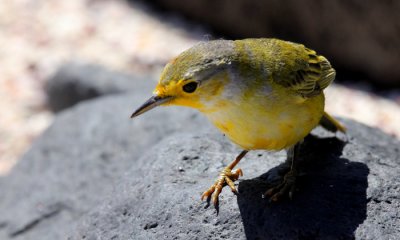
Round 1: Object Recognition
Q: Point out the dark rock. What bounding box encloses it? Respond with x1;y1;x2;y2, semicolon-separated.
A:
69;120;400;240
2;74;399;239
147;0;400;86
0;93;211;240
46;63;154;112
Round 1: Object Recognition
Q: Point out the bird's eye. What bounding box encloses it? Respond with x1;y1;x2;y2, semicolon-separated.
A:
182;82;198;93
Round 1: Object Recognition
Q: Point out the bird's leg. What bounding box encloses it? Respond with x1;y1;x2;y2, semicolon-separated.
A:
264;141;301;202
201;150;248;207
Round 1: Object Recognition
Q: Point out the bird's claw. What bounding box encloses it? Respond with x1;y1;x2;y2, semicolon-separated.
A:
264;169;297;202
201;167;243;207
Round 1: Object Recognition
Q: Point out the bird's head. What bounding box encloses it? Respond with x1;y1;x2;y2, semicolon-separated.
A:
131;40;238;118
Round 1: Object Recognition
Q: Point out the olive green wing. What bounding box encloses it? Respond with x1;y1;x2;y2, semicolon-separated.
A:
273;46;336;98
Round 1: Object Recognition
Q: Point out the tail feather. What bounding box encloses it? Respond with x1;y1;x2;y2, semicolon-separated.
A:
319;112;346;133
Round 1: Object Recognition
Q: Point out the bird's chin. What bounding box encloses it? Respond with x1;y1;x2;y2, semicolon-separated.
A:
167;97;205;111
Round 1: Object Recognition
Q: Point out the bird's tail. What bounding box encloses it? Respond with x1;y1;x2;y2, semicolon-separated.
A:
319;112;346;133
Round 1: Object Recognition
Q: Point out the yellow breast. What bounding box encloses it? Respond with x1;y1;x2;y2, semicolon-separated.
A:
201;84;325;151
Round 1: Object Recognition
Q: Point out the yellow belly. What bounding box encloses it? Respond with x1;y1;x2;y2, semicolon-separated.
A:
203;92;325;151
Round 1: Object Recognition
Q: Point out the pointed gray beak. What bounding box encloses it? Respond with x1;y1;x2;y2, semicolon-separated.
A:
130;95;172;118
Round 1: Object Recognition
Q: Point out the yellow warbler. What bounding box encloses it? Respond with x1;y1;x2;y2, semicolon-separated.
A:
131;38;345;207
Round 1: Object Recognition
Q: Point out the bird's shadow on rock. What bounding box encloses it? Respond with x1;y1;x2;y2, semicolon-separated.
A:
237;135;369;240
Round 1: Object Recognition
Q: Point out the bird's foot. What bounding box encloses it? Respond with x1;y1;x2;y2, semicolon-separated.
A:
264;168;298;202
201;167;243;207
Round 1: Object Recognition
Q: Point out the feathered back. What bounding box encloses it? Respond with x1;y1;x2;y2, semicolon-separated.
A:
234;39;336;98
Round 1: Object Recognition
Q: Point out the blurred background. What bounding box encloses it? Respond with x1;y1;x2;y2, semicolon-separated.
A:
1;0;399;176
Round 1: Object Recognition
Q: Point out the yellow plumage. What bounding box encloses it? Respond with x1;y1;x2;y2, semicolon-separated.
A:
204;86;325;150
157;38;335;151
131;38;345;206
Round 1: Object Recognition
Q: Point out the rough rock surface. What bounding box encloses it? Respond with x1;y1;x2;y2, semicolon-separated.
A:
1;92;399;239
46;63;155;112
69;120;399;240
0;93;210;240
148;0;400;86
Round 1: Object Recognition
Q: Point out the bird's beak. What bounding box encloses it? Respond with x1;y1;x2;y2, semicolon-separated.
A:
130;95;172;118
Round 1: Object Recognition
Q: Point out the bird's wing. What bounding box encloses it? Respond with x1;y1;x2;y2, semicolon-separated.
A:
272;47;336;98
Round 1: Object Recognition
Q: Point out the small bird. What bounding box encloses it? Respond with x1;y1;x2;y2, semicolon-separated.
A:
131;38;345;207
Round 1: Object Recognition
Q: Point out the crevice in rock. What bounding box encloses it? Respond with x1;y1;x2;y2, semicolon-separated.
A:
143;222;158;230
10;204;66;237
